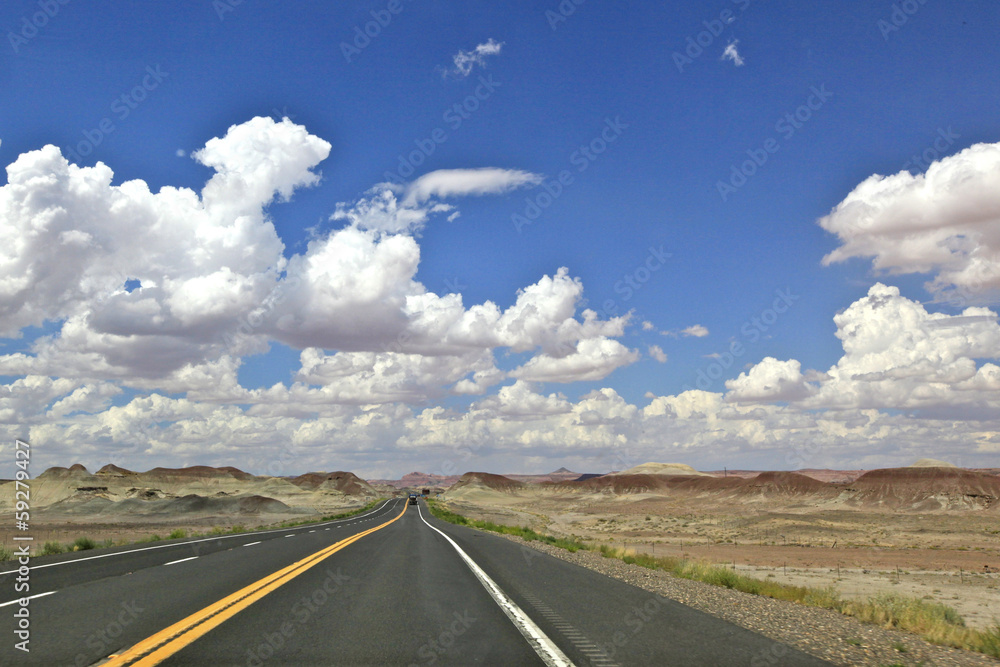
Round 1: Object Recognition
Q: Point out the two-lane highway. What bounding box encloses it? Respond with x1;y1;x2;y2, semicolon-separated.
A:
2;498;831;665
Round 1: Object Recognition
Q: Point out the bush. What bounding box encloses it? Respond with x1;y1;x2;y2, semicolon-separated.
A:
0;547;13;561
73;537;97;551
41;541;65;556
168;529;187;540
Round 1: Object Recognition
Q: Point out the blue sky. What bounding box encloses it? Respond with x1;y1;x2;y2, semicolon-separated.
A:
2;1;999;477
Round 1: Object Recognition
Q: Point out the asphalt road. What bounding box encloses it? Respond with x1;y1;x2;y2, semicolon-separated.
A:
1;498;831;666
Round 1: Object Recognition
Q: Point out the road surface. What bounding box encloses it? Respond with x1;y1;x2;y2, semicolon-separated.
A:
1;498;830;665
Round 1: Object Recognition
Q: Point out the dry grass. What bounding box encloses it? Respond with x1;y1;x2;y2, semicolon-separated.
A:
431;502;1000;659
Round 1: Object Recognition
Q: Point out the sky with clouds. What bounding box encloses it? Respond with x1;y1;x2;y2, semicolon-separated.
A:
1;1;999;477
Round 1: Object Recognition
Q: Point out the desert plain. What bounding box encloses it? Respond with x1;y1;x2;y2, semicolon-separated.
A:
3;457;998;630
435;460;1000;630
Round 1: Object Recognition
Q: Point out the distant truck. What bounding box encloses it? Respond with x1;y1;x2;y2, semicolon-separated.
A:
408;493;418;505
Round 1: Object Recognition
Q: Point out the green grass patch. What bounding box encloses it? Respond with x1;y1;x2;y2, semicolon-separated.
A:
168;529;187;540
0;547;13;561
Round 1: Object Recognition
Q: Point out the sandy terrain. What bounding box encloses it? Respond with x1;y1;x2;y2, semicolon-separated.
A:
0;464;380;552
439;465;1000;630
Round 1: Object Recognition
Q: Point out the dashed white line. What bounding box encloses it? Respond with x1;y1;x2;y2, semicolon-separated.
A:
242;541;261;547
0;591;55;607
285;535;295;538
164;556;199;566
0;499;396;576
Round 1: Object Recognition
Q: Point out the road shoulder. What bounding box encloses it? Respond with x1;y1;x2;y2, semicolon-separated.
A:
492;534;999;667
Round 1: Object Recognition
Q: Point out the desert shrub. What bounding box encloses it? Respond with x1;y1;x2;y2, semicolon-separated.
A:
168;529;187;540
72;537;96;551
41;541;65;556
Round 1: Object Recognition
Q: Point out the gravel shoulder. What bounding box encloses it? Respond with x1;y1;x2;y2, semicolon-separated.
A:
496;533;1000;667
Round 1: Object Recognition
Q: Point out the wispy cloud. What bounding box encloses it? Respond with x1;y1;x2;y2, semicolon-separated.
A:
648;345;668;363
722;40;744;67
662;324;710;338
682;324;710;337
450;38;504;77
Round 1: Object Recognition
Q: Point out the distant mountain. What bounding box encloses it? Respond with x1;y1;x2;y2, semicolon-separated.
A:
608;462;709;477
705;469;868;483
504;468;588;483
365;472;461;489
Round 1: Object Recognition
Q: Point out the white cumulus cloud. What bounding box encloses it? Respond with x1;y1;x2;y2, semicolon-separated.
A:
819;141;1000;302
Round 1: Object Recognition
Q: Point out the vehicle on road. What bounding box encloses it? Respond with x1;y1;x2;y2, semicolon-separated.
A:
408;493;418;505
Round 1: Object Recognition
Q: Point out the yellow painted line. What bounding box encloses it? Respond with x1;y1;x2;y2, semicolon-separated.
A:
103;501;407;666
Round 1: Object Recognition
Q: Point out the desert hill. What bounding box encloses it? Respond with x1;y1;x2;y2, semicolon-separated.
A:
291;471;375;495
841;466;1000;511
609;462;710;477
2;464;377;521
442;472;526;501
366;471;461;490
436;464;998;513
505;468;590;483
909;458;957;468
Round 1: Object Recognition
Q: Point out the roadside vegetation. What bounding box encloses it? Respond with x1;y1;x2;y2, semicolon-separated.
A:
0;498;387;562
428;501;587;552
427;500;1000;659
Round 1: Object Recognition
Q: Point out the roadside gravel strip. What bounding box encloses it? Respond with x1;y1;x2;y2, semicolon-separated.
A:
496;534;999;667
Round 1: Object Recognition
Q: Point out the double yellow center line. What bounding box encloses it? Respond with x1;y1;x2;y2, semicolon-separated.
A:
104;501;408;666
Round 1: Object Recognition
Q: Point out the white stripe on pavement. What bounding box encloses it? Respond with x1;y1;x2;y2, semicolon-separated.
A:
0;499;396;576
416;504;576;667
0;591;56;607
164;556;199;566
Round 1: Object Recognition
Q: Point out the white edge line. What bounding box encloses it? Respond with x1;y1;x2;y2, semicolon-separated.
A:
0;499;395;576
164;556;199;566
416;504;575;667
0;591;56;608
